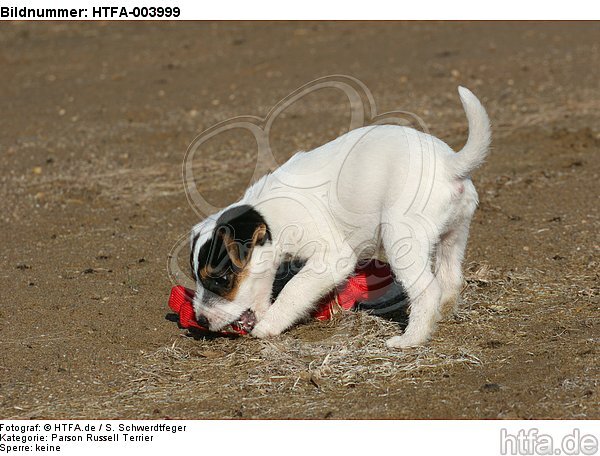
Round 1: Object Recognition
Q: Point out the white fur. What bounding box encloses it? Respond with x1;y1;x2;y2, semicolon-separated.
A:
192;86;491;347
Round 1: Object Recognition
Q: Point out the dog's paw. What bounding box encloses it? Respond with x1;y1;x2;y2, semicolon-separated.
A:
250;320;282;339
385;334;426;349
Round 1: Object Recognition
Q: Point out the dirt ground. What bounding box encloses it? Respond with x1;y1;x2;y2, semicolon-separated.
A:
0;22;598;419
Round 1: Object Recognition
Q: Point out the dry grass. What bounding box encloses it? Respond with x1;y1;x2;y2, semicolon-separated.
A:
8;310;486;419
243;315;482;391
6;262;597;419
100;311;485;416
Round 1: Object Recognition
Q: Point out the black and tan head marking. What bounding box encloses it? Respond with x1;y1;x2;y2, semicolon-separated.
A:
192;205;270;301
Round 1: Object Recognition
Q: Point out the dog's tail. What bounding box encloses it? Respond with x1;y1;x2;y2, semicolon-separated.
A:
449;86;491;178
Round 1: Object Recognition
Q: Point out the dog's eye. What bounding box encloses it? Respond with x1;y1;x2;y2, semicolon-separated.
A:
214;274;231;286
205;273;233;292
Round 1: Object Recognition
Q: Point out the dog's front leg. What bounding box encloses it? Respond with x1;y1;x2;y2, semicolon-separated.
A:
251;254;356;338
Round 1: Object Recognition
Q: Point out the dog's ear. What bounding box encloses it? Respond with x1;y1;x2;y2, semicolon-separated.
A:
221;223;268;270
216;205;270;271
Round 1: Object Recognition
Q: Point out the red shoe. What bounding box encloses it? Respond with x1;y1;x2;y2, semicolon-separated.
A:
168;261;394;336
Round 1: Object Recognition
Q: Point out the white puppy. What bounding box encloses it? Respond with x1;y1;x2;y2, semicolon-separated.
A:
190;86;490;348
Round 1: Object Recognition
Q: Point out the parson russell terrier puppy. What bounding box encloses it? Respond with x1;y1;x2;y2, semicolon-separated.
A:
189;87;491;348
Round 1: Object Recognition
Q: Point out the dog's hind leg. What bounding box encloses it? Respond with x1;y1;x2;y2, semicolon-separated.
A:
382;226;443;348
435;221;470;318
435;182;478;318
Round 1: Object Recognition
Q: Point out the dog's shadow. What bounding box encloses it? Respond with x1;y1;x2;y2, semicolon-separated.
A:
355;281;410;330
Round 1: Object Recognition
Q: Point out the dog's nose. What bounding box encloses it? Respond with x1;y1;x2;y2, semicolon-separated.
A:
196;314;210;328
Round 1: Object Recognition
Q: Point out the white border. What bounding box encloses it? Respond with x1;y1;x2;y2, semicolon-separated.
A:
0;420;599;455
0;0;598;20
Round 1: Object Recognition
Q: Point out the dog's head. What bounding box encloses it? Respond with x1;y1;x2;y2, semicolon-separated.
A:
190;204;275;332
